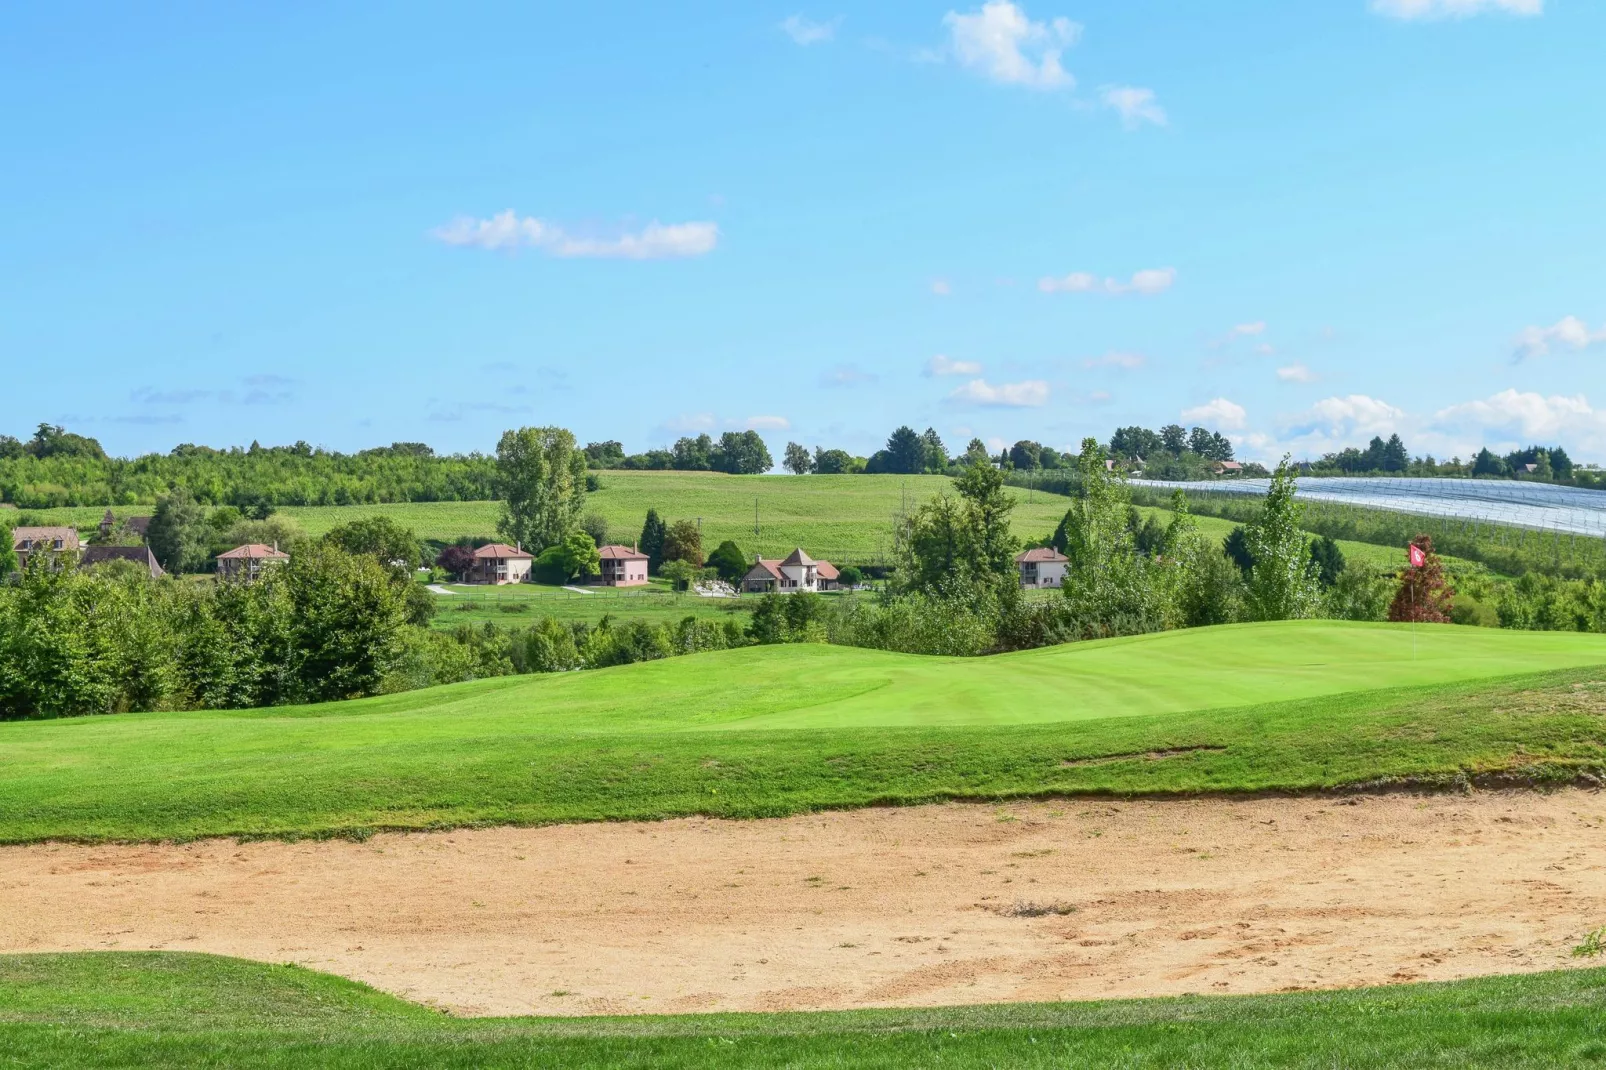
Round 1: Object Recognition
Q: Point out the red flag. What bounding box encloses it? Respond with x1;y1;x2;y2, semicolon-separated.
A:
1408;543;1426;568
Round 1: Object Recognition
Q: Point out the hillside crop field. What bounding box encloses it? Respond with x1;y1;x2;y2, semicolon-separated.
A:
2;952;1603;1068
4;621;1606;843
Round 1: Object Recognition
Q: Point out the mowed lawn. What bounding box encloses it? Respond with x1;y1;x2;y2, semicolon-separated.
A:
3;953;1604;1068
4;621;1606;843
429;580;754;628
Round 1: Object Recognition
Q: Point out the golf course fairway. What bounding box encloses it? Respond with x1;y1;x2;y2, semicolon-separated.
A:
4;620;1606;842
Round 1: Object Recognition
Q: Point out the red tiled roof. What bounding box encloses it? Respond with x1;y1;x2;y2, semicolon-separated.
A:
598;544;648;560
814;560;839;580
471;542;532;560
217;543;290;560
743;559;783;581
1015;547;1069;564
780;547;815;566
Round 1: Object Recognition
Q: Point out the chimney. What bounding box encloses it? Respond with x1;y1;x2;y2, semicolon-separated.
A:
272;540;278;553
516;541;521;553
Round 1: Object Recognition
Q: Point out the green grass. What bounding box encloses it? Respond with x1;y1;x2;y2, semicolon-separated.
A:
428;580;755;628
4;621;1606;843
2;952;1603;1067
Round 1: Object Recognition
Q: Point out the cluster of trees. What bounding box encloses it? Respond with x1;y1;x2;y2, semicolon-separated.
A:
581;431;773;475
1305;436;1593;485
0;425;497;509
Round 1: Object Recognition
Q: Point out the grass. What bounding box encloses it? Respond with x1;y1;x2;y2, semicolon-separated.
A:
3;620;1606;843
1;952;1604;1067
428;579;755;628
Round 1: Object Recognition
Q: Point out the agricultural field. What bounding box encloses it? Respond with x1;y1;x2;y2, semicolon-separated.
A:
4;620;1605;843
2;952;1602;1069
428;579;755;628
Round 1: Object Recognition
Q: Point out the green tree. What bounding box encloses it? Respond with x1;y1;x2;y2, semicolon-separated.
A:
322;516;422;569
580;512;609;547
671;434;713;471
277;542;410;702
1472;448;1506;477
783;442;814;475
147;488;211;574
1056;438;1168;638
812;448;855;474
1164;491;1241;628
706;540;748;583
710;431;773;475
882;426;926;475
639;509;668;573
1009;441;1042;471
659;558;700;592
1382;434;1408;473
920;428;948;473
583;440;625;468
1243;458;1320;621
0;513;15;577
952;459;1019;580
559;530;601;581
1308;535;1346;588
495;426;587;555
961;437;991;467
662;519;704;567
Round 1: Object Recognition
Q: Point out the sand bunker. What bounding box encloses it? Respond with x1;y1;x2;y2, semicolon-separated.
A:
3;791;1604;1016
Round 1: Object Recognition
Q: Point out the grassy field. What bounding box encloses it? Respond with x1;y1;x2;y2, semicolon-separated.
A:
4;621;1605;842
2;952;1603;1068
428;579;756;628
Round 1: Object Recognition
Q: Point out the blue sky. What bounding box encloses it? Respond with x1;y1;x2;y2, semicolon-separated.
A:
4;0;1603;465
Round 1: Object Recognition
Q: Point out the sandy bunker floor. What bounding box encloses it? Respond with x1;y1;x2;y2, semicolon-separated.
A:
3;791;1605;1017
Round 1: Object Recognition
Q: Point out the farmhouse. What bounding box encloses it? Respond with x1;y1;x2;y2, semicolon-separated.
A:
1015;546;1069;589
467;543;533;585
742;548;840;593
596;545;649;587
216;543;290;582
98;509;152;542
12;526;80;569
81;545;166;579
1214;460;1244;476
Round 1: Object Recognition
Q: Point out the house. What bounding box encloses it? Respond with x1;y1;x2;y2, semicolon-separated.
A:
1214;460;1244;476
98;510;152;542
466;543;533;585
13;526;80;569
596;545;649;587
80;545;165;580
1015;546;1069;589
216;543;290;582
741;547;840;593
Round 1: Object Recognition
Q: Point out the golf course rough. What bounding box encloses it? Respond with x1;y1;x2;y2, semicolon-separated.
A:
3;620;1606;842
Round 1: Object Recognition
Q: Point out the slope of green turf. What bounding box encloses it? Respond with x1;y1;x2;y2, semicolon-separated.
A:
3;953;1604;1068
3;622;1606;842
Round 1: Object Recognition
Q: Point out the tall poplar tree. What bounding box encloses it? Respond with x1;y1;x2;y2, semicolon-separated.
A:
495;426;587;554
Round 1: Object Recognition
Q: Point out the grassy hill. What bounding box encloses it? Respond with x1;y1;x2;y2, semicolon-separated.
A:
4;621;1605;842
2;952;1603;1067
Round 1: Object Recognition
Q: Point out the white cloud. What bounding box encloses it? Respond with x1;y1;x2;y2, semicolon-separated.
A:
742;415;791;431
1276;363;1317;383
1099;85;1166;128
820;364;878;388
432;211;718;259
1371;0;1541;19
780;14;841;45
1513;316;1606;361
925;354;984;377
1295;394;1405;438
1082;351;1145;370
943;1;1080;90
1255;343;1276;356
1180;398;1247;430
1433;389;1601;441
1038;267;1175;295
947;378;1050;407
1232;321;1266;336
931;278;952;296
661;412;718;433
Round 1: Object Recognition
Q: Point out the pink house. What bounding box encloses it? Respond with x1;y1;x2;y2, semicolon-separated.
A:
596;545;649;586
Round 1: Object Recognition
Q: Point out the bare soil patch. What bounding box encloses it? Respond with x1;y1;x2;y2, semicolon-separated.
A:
3;791;1604;1017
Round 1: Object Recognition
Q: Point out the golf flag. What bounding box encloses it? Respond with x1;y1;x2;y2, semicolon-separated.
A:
1408;543;1426;568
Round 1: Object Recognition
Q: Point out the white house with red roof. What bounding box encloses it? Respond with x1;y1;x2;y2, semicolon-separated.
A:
596;544;649;586
467;543;532;585
1015;546;1069;589
741;547;840;593
216;543;290;582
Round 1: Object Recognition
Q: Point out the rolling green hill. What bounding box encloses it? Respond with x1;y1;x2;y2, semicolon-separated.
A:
4;621;1604;843
3;952;1602;1068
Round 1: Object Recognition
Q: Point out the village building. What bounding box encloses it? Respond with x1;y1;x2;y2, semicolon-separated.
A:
1214;460;1244;476
1015;546;1069;589
80;545;166;580
741;548;840;593
12;526;80;570
596;545;649;587
466;543;533;585
216;543;290;582
98;509;152;542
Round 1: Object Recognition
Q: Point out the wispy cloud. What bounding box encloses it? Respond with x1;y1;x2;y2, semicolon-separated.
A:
1038;267;1175;295
1181;397;1248;430
947;377;1050;407
1513;316;1606;362
1099;85;1166;128
432;211;719;259
1082;351;1145;370
931;278;952;296
820;364;879;388
925;354;984;377
1371;0;1541;20
943;1;1080;90
1232;321;1266;336
1276;363;1317;383
780;14;841;45
742;415;791;431
426;400;533;422
130;376;297;408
